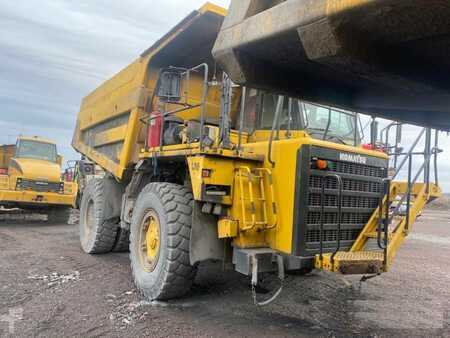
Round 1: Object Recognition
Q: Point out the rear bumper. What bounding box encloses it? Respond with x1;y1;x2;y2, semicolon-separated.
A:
0;189;76;208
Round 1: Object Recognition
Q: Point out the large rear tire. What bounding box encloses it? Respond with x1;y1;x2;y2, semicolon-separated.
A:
79;178;122;254
130;183;196;300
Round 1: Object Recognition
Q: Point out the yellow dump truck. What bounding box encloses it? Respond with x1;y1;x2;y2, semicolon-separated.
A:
73;3;442;302
0;136;77;223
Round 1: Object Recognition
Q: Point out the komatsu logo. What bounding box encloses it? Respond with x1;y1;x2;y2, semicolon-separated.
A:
339;153;367;164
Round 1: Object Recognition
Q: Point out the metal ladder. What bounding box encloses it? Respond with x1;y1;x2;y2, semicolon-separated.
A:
236;166;278;231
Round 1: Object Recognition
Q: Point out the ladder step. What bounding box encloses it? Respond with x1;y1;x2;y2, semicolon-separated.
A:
315;251;385;275
364;232;392;239
243;221;268;226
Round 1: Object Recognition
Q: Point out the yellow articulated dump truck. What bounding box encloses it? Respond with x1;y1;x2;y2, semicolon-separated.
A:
0;136;77;224
73;3;442;302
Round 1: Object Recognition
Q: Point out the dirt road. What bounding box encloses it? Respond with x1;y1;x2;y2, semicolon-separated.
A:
1;209;449;337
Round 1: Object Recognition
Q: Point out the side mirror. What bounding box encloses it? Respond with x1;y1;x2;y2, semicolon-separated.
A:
56;155;63;166
157;69;182;103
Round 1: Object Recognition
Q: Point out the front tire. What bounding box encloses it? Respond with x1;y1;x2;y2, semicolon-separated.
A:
130;183;196;300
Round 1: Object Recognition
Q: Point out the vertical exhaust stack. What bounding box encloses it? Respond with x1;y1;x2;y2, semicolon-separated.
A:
213;0;450;131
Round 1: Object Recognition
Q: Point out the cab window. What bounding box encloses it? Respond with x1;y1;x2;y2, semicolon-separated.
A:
16;140;57;162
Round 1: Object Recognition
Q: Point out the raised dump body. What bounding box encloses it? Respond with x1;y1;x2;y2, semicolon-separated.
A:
72;3;229;180
0;144;15;173
213;0;450;131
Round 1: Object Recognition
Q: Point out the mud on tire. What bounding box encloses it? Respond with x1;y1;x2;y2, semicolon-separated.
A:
79;177;123;254
130;183;196;300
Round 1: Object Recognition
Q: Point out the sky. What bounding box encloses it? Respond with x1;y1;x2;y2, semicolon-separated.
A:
0;0;449;191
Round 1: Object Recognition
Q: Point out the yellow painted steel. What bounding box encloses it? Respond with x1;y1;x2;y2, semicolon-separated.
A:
0;189;76;207
316;251;384;274
218;218;238;238
146;211;160;262
187;156;235;205
139;209;161;272
326;0;373;16
72;5;229;180
0;145;14;169
147;129;388;254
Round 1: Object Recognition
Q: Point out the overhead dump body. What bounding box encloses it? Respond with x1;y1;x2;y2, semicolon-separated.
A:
72;3;227;179
213;0;450;131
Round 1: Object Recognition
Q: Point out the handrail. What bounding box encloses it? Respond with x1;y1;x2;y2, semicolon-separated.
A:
392;128;426;180
377;179;391;269
237;166;256;231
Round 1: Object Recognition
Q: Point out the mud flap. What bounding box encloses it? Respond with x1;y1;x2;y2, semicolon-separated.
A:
189;201;224;265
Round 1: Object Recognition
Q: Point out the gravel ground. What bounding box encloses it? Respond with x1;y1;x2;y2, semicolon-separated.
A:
0;207;449;337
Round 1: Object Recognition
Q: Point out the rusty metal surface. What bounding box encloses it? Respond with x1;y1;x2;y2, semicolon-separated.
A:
213;0;450;130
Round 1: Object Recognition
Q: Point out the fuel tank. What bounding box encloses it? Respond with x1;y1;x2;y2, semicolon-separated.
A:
212;0;450;130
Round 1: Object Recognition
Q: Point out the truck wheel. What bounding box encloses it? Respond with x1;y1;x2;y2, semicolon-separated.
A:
130;183;196;300
47;207;72;224
79;178;120;254
112;228;130;252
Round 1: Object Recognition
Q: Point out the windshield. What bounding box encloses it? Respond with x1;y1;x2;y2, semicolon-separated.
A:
16;140;57;162
243;91;361;145
302;102;359;145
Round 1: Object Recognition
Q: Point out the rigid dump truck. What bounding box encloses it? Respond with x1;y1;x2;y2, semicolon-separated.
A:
73;3;442;302
0;136;77;223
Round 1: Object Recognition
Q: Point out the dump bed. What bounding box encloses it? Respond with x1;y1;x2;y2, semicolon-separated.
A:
72;3;227;180
213;0;450;131
0;144;15;170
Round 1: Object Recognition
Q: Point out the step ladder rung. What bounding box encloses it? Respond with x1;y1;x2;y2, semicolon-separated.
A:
364;232;392;239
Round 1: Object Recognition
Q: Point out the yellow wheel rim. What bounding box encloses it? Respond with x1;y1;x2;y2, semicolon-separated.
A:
139;209;160;272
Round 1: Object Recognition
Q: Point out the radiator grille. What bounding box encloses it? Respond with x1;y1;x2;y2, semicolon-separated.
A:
16;179;63;193
328;160;385;178
309;175;382;193
308;193;379;209
305;229;361;243
303;154;386;254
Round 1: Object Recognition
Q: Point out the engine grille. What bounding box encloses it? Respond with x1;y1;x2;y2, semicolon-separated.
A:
16;179;63;193
293;146;388;256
